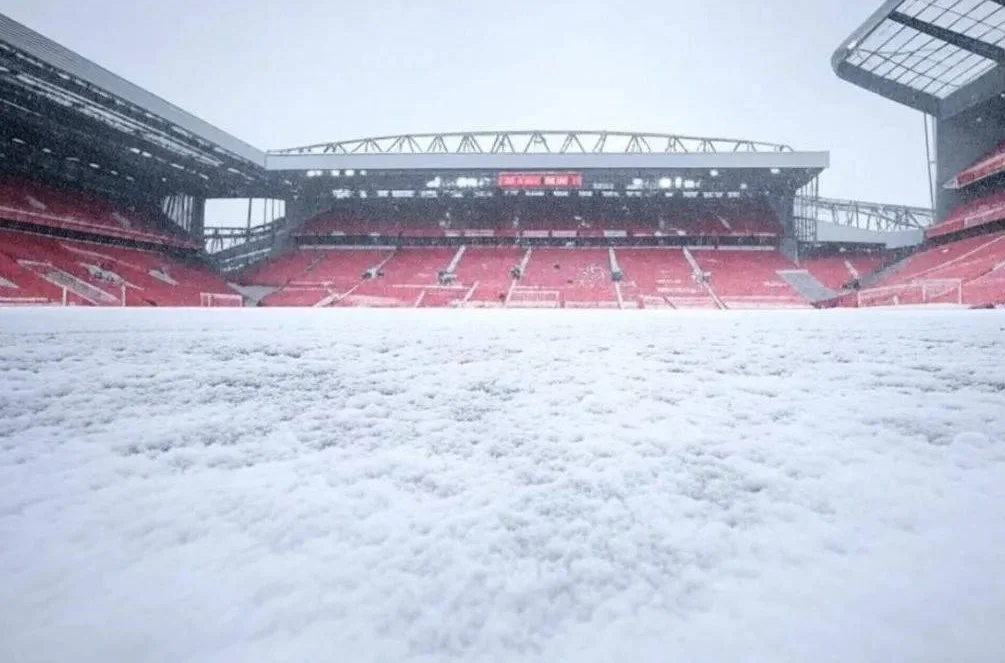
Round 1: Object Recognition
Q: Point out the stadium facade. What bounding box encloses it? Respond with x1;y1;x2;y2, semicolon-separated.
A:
1;7;1001;309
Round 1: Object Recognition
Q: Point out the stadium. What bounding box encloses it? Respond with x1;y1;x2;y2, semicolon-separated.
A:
1;3;1004;663
1;5;1001;310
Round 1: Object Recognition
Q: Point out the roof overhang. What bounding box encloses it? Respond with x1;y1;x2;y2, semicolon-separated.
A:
0;13;266;167
833;0;1005;119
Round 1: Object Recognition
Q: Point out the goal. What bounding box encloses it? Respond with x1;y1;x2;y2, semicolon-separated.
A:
856;279;963;307
200;292;244;307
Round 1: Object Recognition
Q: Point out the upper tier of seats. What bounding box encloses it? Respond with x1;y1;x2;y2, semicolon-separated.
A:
947;142;1005;189
295;201;784;240
0;229;237;306
926;191;1005;240
0;179;196;248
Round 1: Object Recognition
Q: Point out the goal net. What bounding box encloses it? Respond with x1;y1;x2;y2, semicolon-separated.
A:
856;279;963;307
200;292;244;307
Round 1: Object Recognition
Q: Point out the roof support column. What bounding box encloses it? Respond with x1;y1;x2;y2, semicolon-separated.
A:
191;196;205;245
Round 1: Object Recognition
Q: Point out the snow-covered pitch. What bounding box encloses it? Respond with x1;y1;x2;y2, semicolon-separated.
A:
2;308;1004;663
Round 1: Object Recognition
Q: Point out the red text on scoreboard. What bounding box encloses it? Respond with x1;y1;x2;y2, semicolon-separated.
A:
498;172;583;189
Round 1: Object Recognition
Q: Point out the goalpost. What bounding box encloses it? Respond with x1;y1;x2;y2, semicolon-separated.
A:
856;279;963;307
200;292;244;307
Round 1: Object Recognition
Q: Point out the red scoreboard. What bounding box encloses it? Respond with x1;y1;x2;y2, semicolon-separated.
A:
497;172;583;190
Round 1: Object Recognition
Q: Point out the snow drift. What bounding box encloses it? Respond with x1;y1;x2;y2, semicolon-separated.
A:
1;308;1003;663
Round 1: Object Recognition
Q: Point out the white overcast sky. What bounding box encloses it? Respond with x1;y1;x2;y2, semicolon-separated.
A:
1;0;932;208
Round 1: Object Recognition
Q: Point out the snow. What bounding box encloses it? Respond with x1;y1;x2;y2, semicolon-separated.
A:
1;308;1004;663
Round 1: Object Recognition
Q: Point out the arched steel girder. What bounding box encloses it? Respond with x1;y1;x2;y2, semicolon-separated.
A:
796;195;934;232
269;131;794;157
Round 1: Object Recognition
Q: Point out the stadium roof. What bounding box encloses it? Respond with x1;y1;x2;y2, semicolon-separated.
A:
0;12;827;197
0;13;272;198
0;14;264;166
833;0;1005;118
264;131;829;175
270;131;796;156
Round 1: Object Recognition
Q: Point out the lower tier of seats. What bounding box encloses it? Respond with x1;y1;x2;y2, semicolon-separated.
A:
0;229;239;307
844;231;1005;308
244;247;819;309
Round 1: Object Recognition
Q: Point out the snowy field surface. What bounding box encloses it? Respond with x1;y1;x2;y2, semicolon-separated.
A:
2;308;1004;663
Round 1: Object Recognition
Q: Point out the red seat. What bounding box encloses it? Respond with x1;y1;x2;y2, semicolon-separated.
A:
513;249;617;308
802;254;888;291
890;234;1005;284
340;248;456;307
927;192;1005;239
0;229;236;307
452;247;523;306
692;249;807;308
615;248;717;308
855;232;1005;307
242;249;394;306
948;142;1005;189
0;179;196;248
260;288;329;307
